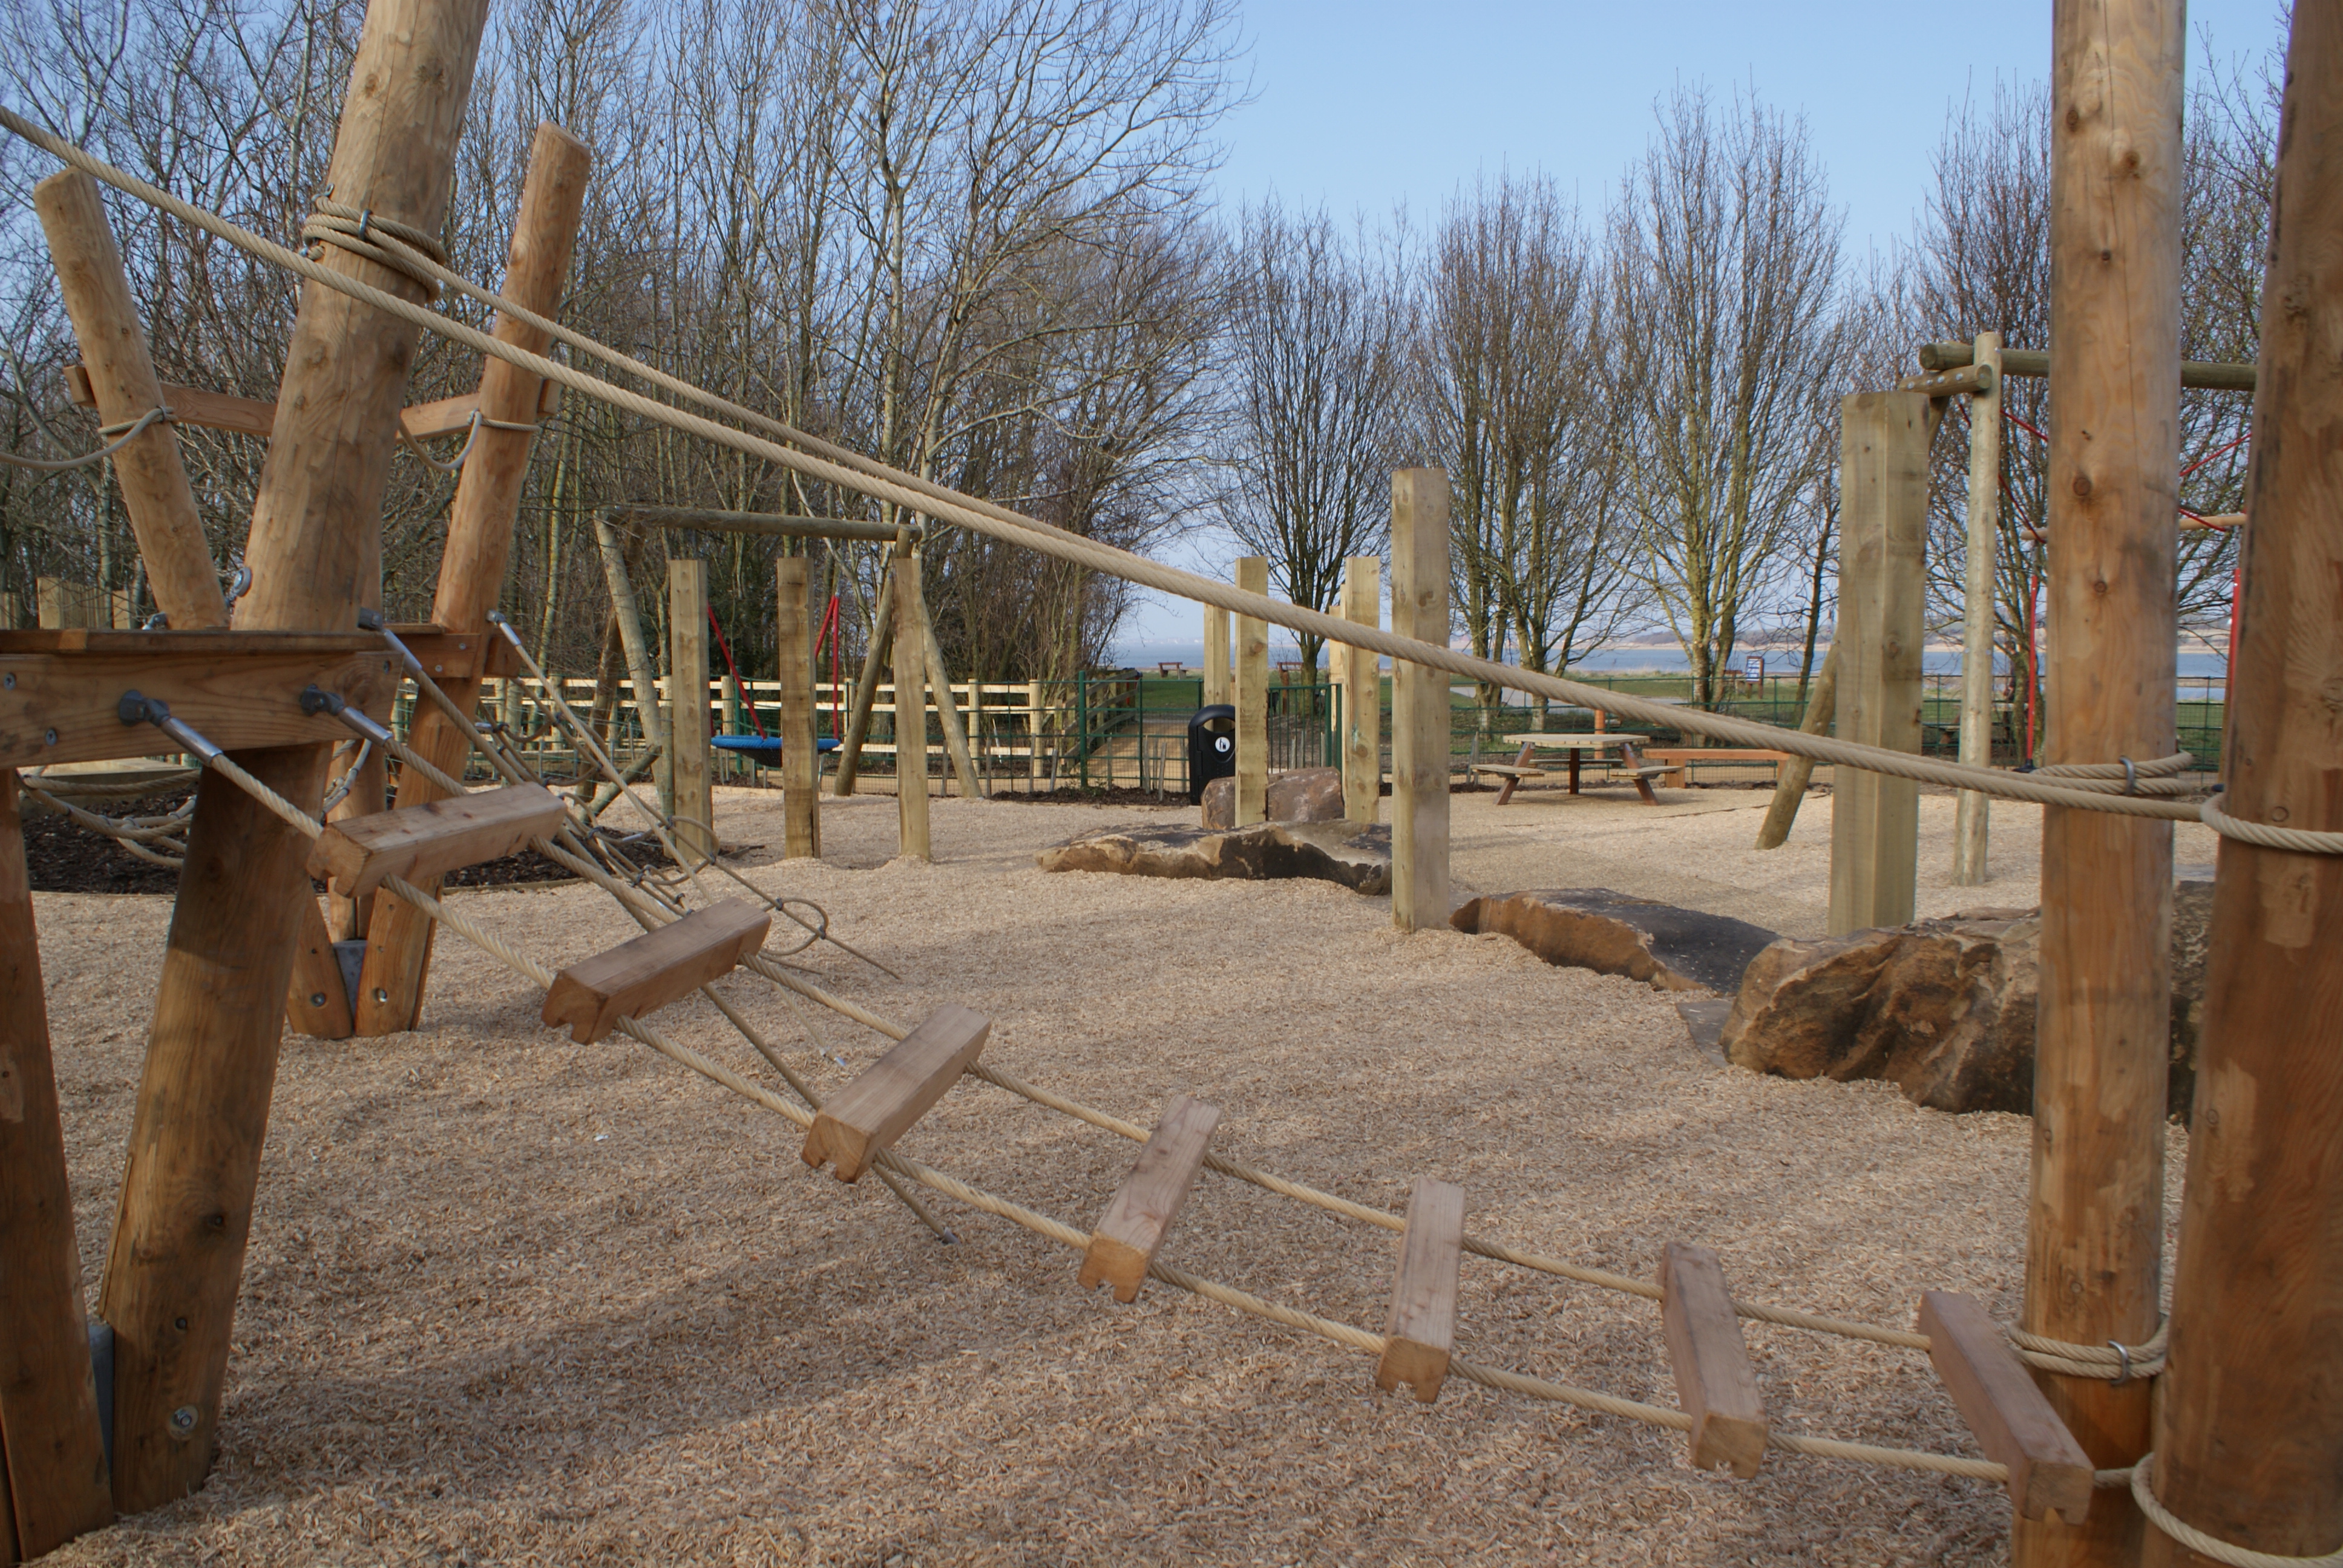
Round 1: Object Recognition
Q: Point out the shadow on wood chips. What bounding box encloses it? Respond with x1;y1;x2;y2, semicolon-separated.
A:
22;788;687;895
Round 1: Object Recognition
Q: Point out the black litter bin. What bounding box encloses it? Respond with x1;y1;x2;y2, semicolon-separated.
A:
1187;704;1236;805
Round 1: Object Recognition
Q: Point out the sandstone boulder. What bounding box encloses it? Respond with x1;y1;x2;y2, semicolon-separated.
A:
1038;820;1389;893
1199;767;1346;831
1200;776;1234;830
1450;889;1781;995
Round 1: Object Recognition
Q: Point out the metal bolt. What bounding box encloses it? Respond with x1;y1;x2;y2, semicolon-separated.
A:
42;728;56;746
373;987;388;1004
3;671;14;689
310;993;327;1008
168;1405;198;1437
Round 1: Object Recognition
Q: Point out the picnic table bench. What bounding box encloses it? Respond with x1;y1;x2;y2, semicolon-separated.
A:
1470;734;1665;806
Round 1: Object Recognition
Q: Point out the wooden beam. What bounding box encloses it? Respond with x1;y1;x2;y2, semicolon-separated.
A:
99;0;491;1511
307;783;562;898
2145;10;2343;1563
1916;341;2253;393
1919;1292;2093;1526
63;371;543;443
0;771;113;1555
775;556;819;858
591;511;672;814
36;174;228;630
1078;1095;1220;1304
906;557;981;800
1202;604;1230;708
540;898;770;1044
1389;470;1452;933
667;559;713;866
1233;558;1268;826
1375;1175;1463;1403
2020;7;2184;1562
1829;393;1928;934
829;556;896;797
1896;363;1996;397
1953;331;2003;887
1755;642;1839;851
892;540;929;858
613;506;900;543
800;1004;989;1184
1660;1242;1768;1478
1340;556;1380;824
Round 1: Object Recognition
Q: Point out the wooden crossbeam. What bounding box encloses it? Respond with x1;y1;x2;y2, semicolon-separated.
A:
64;363;561;440
306;783;564;898
1078;1094;1220;1303
1918;1291;2094;1524
1660;1242;1769;1477
1375;1176;1464;1403
801;1005;989;1184
540;898;771;1044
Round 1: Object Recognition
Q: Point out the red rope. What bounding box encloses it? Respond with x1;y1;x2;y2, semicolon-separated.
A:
2181;428;2252;478
704;603;768;737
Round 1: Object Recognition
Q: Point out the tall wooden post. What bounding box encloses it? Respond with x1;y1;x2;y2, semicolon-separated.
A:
34;173;228;629
1341;555;1381;823
0;773;113;1553
2145;11;2343;1560
776;555;820;858
667;559;713;866
1233;558;1268;826
1390;470;1450;933
1954;332;2005;885
354;123;591;1034
2018;4;2184;1564
1828;392;1928;936
1203;604;1231;707
100;0;490;1512
892;539;930;858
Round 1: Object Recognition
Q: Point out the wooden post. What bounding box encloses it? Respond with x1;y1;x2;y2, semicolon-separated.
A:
1754;642;1839;850
34;172;228;629
910;585;981;800
100;0;490;1511
0;772;113;1554
775;555;819;858
830;558;896;797
2146;10;2343;1559
1203;604;1231;708
355;124;590;1034
667;558;713;866
893;540;929;860
2018;5;2184;1564
1953;331;2004;886
1341;555;1380;824
1390;469;1451;933
1827;393;1928;936
1234;558;1269;826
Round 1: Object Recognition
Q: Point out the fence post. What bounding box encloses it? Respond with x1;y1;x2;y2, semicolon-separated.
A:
1390;471;1450;932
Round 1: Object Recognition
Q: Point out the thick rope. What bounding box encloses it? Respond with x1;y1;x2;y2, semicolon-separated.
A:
2009;1319;2170;1382
2035;753;2205;800
0;403;172;472
2130;1454;2343;1568
18;108;2334;843
300;197;446;294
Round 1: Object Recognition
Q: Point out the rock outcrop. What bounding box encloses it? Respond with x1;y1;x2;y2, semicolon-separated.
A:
1450;889;1781;995
1199;767;1345;831
1038;819;1390;893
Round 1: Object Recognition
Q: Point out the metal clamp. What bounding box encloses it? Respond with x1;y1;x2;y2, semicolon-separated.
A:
300;684;395;746
119;690;222;765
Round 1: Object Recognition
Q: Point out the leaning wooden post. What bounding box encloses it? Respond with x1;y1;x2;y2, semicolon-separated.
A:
775;555;820;858
353;123;591;1034
99;0;489;1512
2145;10;2343;1558
1234;558;1269;825
1390;469;1451;932
1755;642;1839;850
34;173;228;629
0;771;113;1553
2017;4;2184;1564
910;583;982;800
667;558;714;866
831;555;897;797
1827;392;1928;935
1203;604;1231;707
1341;555;1381;823
1953;331;2004;886
592;509;672;809
892;536;931;858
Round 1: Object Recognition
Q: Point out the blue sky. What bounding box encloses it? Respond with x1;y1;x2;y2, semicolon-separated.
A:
1116;0;2289;660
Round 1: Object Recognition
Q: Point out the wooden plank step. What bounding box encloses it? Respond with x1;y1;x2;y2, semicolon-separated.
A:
1375;1177;1464;1403
1078;1095;1221;1302
307;783;566;898
1660;1242;1769;1477
802;1005;990;1183
1918;1291;2094;1524
541;898;771;1044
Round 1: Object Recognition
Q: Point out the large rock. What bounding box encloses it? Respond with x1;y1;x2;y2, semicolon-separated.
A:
1199;767;1345;831
1038;819;1389;893
1450;889;1781;995
1720;884;2215;1117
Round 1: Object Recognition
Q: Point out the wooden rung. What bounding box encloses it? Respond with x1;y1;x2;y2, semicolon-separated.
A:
1660;1241;1769;1477
1375;1176;1464;1403
1918;1291;2094;1524
801;1004;990;1184
541;898;772;1044
1078;1094;1221;1302
306;782;567;898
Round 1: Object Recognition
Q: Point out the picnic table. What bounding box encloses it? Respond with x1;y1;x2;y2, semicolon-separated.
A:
1473;733;1665;806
